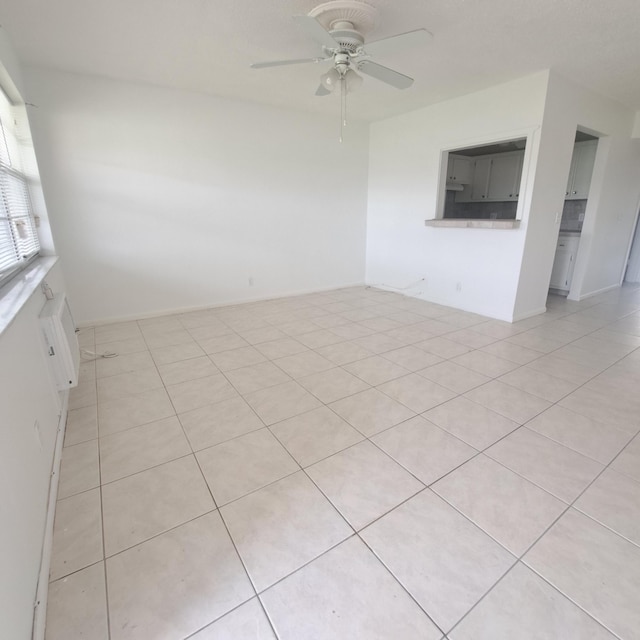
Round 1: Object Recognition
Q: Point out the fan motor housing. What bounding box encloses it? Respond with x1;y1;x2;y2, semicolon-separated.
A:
329;27;364;53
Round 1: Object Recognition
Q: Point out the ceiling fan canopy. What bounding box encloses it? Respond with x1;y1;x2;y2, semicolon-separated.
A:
250;0;432;96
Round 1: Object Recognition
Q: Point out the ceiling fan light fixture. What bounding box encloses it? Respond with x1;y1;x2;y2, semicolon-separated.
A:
320;67;341;91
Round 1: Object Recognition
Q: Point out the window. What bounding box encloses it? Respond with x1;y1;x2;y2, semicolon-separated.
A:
440;138;527;221
0;88;40;288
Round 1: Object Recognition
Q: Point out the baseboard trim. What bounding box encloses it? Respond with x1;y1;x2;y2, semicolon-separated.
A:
511;306;548;322
31;391;69;640
77;281;367;328
568;283;620;301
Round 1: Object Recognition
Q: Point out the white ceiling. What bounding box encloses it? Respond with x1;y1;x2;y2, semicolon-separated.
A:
1;0;640;121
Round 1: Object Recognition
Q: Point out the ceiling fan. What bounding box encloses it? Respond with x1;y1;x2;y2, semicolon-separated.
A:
250;1;432;138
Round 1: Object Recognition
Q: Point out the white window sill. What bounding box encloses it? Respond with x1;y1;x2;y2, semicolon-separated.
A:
425;219;521;229
0;256;58;337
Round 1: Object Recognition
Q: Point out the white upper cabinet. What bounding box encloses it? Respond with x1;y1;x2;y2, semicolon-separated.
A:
446;154;473;184
565;140;597;200
487;153;523;200
456;150;524;202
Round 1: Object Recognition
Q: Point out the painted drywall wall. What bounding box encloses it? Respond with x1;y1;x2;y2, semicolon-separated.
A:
24;67;370;325
0;263;67;640
513;72;640;315
365;72;548;321
1;28;68;640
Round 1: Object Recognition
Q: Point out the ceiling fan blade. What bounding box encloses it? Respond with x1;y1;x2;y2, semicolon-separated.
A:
315;84;331;97
293;15;339;50
250;57;328;69
358;61;414;89
364;29;432;57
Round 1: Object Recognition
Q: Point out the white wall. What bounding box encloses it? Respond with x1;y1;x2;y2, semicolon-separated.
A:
0;27;68;640
514;72;640;315
365;72;549;321
24;68;370;325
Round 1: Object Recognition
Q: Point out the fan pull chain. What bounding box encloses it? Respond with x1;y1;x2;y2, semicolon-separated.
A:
339;75;345;143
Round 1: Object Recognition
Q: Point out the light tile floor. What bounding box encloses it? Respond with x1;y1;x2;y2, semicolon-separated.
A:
47;285;640;640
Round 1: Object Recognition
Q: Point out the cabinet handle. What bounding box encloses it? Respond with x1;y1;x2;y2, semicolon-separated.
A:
558;243;565;247
572;191;577;195
509;194;513;197
482;195;486;198
566;192;569;196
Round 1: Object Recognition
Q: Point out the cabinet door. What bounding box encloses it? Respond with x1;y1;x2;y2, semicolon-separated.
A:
449;156;472;184
549;244;574;289
487;154;521;200
571;142;597;199
471;158;491;200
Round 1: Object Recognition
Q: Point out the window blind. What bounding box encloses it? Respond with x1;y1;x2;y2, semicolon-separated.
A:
0;90;40;288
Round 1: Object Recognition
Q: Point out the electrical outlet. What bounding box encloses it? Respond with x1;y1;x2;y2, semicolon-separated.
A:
456;282;462;292
578;213;585;222
555;212;561;224
248;277;254;286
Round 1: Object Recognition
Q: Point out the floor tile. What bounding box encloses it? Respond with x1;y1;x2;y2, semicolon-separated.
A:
373;416;476;485
498;366;578;402
224;361;291;395
107;512;254;640
418;361;491;394
270;406;363;467
524;508;640;640
525;405;631;464
559;387;639;434
102;455;214;555
190;598;276;639
244;381;322;426
95;350;154;378
433;455;566;555
296;329;345;349
210;346;267;372
68;380;97;410
50;489;103;581
361;490;514;632
343;355;411;385
221;472;352;591
197;429;299;505
314;340;374;365
143;328;194;349
377;373;456;413
574;468;640;545
464;380;551;424
198;333;250;355
424;397;518;450
98;388;175;436
260;537;441;640
449;563;615;640
99;416;191;483
298;367;370;403
307;441;424;530
166;373;238;414
45;563;108;640
352;332;406;354
478;340;543;364
486;427;604;503
416;336;473;359
254;338;308;360
328;387;415;437
382;345;443;371
64;405;98;446
526;353;600;384
238;326;287;345
272;351;334;378
57;440;100;499
94;321;142;344
97;366;163;403
610;434;640;482
450;350;520;378
446;328;498;349
150;341;205;365
157;355;219;385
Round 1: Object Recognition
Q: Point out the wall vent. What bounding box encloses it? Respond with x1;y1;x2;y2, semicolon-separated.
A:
39;293;80;390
